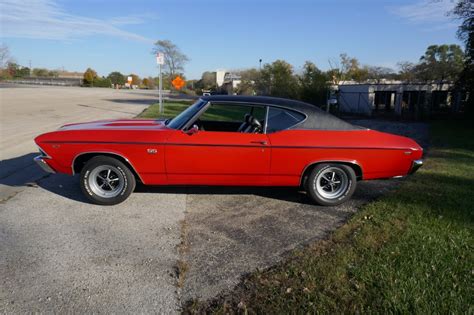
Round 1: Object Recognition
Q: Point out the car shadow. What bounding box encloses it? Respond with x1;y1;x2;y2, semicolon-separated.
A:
1;153;401;207
135;184;315;205
0;153;314;205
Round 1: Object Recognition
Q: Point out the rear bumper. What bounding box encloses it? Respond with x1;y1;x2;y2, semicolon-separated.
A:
34;155;56;174
409;159;423;174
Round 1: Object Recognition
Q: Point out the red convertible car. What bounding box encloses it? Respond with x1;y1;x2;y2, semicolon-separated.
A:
34;96;423;206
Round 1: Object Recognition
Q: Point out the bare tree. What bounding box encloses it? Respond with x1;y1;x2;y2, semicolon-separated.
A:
0;44;12;69
397;61;417;83
152;40;189;80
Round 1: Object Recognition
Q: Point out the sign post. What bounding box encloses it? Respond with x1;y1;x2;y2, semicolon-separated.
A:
156;53;165;114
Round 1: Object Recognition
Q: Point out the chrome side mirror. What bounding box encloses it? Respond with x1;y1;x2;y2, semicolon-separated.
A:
185;124;199;135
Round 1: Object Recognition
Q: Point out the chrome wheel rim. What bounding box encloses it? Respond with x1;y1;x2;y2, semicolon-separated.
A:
314;167;349;199
88;165;124;198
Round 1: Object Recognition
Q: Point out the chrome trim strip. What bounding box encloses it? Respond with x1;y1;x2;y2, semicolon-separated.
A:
42;140;411;151
34;155;56;174
264;105;269;134
71;151;145;184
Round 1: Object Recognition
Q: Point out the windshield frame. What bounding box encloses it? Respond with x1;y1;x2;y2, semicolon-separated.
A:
166;99;208;130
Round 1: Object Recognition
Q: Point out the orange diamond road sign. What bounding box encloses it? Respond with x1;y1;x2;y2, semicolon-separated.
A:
172;76;185;90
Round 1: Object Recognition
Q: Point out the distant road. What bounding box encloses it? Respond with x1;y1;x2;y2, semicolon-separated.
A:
0;84;159;161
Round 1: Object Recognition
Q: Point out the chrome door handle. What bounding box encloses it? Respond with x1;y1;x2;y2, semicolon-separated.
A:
250;141;267;145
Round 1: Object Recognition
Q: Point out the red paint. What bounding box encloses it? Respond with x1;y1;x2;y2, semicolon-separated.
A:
34;118;423;186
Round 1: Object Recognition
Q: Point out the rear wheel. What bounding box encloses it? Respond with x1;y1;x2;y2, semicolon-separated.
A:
306;163;356;206
80;156;136;205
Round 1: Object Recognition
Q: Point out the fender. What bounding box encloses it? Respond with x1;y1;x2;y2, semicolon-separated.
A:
71;151;145;184
300;159;364;186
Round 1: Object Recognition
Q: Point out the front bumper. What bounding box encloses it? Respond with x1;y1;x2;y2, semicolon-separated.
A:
409;159;423;174
34;155;56;174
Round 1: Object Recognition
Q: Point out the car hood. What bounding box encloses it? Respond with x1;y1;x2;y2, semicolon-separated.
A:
59;118;167;131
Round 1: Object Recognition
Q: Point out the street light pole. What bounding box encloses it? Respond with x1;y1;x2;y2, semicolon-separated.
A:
259;59;262;70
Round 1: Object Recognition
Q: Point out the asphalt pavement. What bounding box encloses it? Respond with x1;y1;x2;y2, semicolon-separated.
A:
0;85;429;312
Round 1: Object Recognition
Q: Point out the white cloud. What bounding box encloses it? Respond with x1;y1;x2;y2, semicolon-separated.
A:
0;0;153;42
390;0;457;29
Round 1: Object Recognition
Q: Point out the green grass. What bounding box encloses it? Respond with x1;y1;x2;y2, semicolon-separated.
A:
137;101;195;119
186;120;474;314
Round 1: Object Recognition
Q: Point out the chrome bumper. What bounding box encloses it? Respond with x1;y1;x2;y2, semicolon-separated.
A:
34;155;56;174
409;159;423;174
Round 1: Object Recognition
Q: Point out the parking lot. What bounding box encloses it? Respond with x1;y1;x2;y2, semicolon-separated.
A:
0;85;429;312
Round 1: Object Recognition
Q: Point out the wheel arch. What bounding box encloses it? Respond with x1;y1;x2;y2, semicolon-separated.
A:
300;160;363;188
72;152;144;184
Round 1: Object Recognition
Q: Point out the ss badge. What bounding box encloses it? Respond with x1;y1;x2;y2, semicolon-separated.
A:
147;148;158;154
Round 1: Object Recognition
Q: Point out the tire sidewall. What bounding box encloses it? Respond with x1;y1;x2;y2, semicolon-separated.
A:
80;157;136;205
307;164;356;206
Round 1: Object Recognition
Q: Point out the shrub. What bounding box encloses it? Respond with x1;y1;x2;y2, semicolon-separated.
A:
92;77;112;88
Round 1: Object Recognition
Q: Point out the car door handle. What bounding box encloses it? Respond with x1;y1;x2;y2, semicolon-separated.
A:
250;141;267;145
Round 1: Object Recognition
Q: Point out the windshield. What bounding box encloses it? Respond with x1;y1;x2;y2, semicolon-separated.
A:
166;99;207;130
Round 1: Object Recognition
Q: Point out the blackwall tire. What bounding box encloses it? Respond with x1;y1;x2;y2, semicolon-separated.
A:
80;156;136;205
307;163;357;206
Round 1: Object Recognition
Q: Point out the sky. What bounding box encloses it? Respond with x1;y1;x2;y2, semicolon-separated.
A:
0;0;462;80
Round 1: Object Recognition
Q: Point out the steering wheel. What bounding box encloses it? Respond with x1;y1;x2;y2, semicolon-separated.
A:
250;117;262;133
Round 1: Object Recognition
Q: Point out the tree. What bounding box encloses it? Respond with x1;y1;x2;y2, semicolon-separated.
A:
128;74;141;86
397;61;417;82
234;68;260;95
48;70;59;77
107;71;126;86
83;68;98;86
258;60;298;98
367;66;396;83
328;53;365;84
33;68;49;77
0;44;12;69
93;76;112;88
451;0;473;116
201;71;216;89
152;40;189;81
417;44;464;84
17;66;30;78
6;62;19;77
298;61;329;105
452;0;473;64
142;77;156;89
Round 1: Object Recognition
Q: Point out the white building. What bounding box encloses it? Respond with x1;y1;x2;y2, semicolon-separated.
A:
336;81;456;118
216;69;227;87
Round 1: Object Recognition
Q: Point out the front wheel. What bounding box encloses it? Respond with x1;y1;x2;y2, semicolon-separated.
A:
306;163;357;206
80;156;136;205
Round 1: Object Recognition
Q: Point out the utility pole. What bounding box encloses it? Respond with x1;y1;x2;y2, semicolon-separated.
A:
29;60;32;77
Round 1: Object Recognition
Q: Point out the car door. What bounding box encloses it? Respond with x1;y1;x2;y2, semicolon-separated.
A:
165;103;270;185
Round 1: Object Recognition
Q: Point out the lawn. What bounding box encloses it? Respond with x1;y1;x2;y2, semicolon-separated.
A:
137;100;195;119
186;120;474;314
